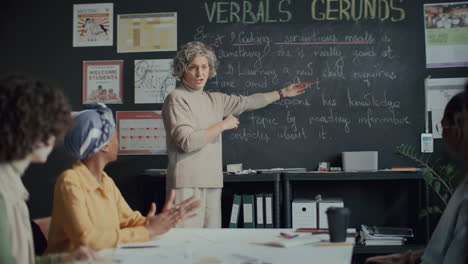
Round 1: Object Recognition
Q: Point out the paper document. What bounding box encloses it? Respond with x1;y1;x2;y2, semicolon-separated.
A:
256;233;324;248
113;241;191;264
425;77;467;138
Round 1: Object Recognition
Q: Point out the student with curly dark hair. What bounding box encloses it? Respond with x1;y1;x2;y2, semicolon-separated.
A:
0;74;98;264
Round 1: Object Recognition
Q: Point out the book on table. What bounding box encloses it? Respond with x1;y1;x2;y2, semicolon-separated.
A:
363;239;405;246
360;225;413;246
361;225;414;237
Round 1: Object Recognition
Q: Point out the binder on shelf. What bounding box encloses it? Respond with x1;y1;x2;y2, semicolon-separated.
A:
229;194;242;228
264;193;274;228
242;194;255;228
255;194;265;228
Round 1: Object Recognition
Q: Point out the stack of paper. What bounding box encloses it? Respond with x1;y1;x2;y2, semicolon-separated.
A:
113;241;192;264
256;233;325;248
360;225;413;246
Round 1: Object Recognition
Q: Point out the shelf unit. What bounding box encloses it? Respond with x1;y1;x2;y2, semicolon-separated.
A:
222;173;282;228
137;171;282;228
283;171;429;257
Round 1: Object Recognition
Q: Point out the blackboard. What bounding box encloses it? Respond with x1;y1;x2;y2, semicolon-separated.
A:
183;0;426;169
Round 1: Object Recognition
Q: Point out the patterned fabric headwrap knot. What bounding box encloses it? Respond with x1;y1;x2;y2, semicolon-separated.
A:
64;102;116;160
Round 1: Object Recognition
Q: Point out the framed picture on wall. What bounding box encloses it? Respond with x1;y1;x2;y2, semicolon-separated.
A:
73;3;113;47
82;60;123;104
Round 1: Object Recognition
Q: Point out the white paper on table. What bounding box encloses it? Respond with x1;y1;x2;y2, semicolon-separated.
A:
113;241;191;264
254;233;325;248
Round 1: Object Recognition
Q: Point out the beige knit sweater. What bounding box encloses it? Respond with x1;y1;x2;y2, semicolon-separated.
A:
162;84;274;188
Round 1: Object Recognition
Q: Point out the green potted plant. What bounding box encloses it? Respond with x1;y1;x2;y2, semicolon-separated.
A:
395;144;457;219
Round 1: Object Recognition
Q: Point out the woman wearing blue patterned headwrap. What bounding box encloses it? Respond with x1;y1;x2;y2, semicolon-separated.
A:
47;103;201;252
64;103;116;161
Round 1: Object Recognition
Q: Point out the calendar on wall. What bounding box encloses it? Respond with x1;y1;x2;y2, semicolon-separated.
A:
116;111;166;155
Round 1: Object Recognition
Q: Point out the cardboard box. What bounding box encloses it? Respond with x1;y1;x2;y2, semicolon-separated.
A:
342;151;378;172
292;198;317;229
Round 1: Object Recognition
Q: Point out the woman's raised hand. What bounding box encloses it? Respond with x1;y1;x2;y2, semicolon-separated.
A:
281;82;308;98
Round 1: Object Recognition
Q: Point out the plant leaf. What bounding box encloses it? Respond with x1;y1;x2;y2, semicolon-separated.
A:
433;181;441;193
433;206;443;214
418;209;428;219
394;143;455;217
445;165;454;175
422;169;433;185
442;193;449;202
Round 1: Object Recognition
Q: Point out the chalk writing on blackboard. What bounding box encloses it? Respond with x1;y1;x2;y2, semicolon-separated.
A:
203;0;406;24
193;24;411;144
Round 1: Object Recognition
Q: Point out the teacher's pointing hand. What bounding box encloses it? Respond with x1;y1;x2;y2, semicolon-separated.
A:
281;82;308;98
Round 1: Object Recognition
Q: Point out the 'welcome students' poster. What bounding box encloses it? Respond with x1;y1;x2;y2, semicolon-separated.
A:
82;60;123;104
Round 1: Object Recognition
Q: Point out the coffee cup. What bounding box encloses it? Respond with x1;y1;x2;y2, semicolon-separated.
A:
326;207;350;242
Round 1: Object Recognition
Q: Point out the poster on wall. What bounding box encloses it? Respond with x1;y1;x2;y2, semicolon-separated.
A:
117;12;177;53
116;111;167;155
134;59;176;104
424;2;468;68
73;3;113;47
83;60;123;104
425;77;467;139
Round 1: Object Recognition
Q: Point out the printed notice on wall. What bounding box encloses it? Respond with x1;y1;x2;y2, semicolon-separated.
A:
425;77;467;138
135;59;176;104
83;60;123;104
117;12;177;53
424;2;468;68
116;111;166;155
73;3;113;47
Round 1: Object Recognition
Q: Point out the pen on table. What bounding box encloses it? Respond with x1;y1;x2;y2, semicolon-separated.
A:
120;245;159;249
295;228;328;234
280;232;298;239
